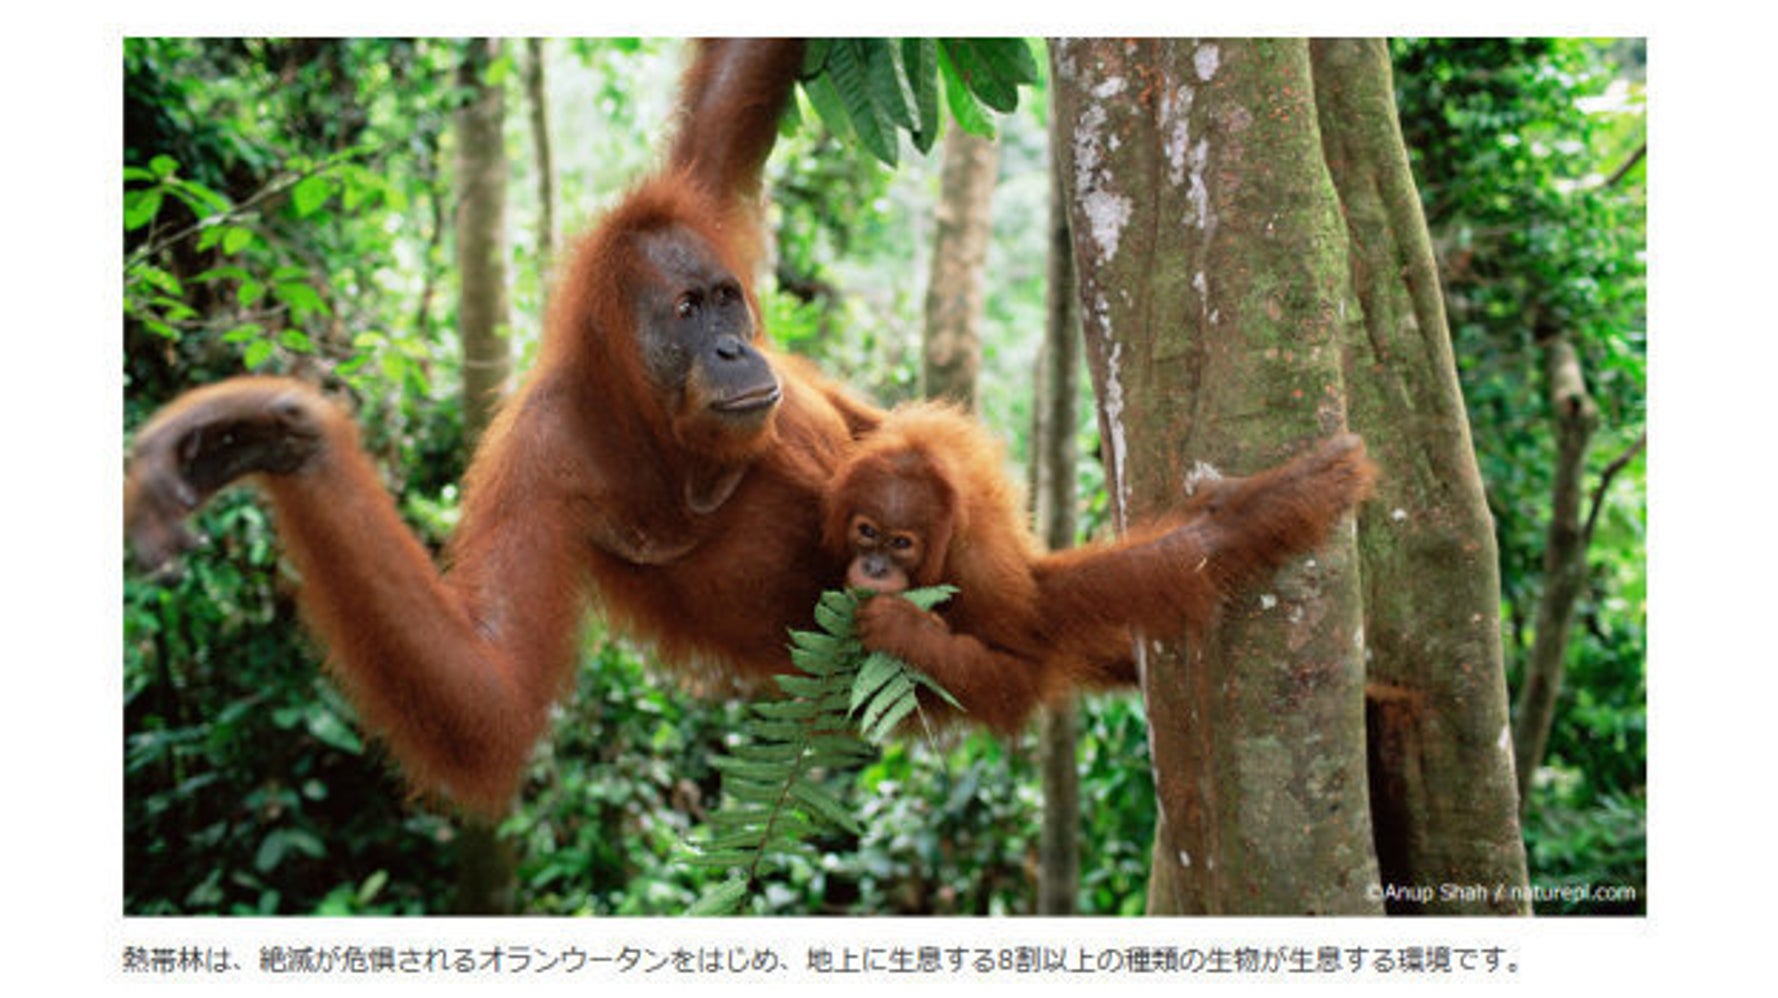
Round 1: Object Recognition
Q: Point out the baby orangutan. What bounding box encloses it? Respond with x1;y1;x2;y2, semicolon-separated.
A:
824;403;1377;732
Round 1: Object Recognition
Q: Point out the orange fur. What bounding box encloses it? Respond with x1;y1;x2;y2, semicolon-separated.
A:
123;41;887;817
827;404;1378;733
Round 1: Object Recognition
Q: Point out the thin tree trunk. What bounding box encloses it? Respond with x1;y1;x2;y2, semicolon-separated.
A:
1034;120;1083;915
1310;38;1530;913
456;37;512;448
921;127;999;408
523;38;557;284
451;37;515;915
1052;38;1378;915
1513;330;1599;812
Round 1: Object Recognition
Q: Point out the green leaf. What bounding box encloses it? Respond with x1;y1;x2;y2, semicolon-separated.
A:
172;178;231;215
136;264;183;297
829;39;898;166
801;38;831;76
802;71;855;143
774;673;842;701
125;188;164;231
788;643;841;677
944;38;1037;113
709;757;795;783
291;174;333;218
851;650;903;714
859;673;915;733
863;689;921;744
900;39;941;153
682;848;758;871
791;779;863;835
936;45;995;139
149;296;197;321
903;584;958;612
274;281;328;321
752;698;821;722
864;39;913;132
687;876;751;916
149;154;179;179
305;708;363;753
787;629;844;658
812;596;853;638
808;734;876;764
243;340;274;369
222;225;255;255
355;870;388;908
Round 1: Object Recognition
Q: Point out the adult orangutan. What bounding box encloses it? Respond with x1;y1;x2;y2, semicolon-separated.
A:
124;39;881;816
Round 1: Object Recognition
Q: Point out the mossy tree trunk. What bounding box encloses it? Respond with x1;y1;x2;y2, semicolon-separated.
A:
1310;38;1529;913
1052;37;1378;915
1051;37;1529;915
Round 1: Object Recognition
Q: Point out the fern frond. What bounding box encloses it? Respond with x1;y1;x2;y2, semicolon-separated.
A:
686;875;751;916
851;650;904;713
680;586;957;914
902;583;960;611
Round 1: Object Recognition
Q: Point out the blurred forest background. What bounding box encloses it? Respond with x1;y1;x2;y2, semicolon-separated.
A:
122;37;1645;916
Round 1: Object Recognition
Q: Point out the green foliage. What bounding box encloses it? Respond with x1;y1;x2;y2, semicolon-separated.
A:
684;588;957;915
798;39;1040;164
123;494;456;915
1523;789;1645;914
124;38;463;407
124;38;475;915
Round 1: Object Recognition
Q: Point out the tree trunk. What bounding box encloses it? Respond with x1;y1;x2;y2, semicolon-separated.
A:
921;126;1000;408
523;38;557;284
456;37;512;448
1512;330;1599;812
1309;38;1530;913
451;37;516;915
1034;120;1084;915
1052;38;1378;915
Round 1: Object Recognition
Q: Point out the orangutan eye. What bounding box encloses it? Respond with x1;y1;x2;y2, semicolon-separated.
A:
675;293;700;319
856;522;878;542
890;535;913;552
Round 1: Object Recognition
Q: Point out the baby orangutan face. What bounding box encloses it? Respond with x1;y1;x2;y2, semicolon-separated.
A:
844;513;927;594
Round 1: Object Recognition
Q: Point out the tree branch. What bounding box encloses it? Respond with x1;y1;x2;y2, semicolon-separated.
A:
1582;431;1647;548
1602;142;1646;191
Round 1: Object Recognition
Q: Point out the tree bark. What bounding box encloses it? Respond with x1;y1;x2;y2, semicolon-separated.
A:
1052;38;1378;915
451;37;516;915
456;38;512;448
1309;38;1530;913
921;126;1000;408
1034;120;1084;915
1512;330;1599;812
523;38;557;284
